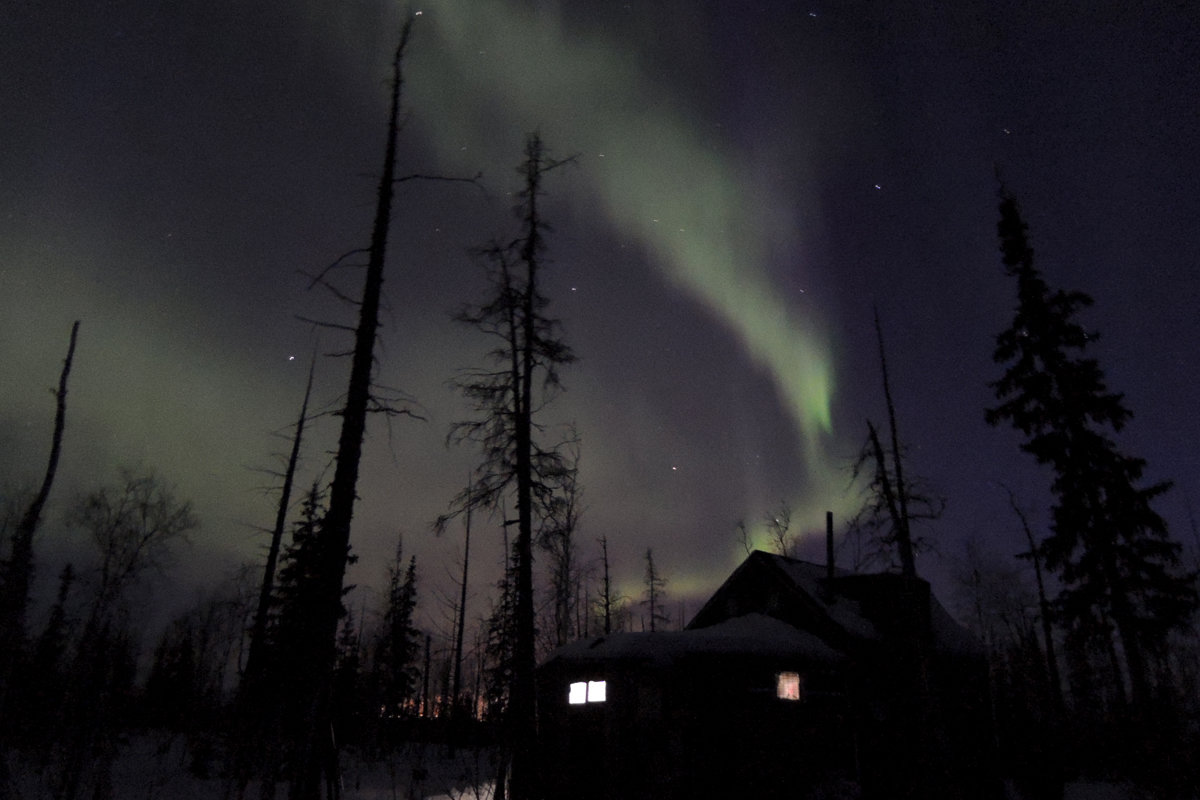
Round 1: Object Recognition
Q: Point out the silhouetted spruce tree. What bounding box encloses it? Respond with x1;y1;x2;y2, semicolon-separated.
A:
144;619;199;731
481;535;519;726
273;481;329;707
241;480;326;798
986;188;1198;712
374;541;420;720
17;563;75;753
331;607;363;745
597;535;616;635
641;548;670;632
541;433;582;647
442;132;576;800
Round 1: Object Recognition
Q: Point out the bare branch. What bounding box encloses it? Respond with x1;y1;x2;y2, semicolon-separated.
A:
295;315;357;333
394;171;485;189
303;248;370;290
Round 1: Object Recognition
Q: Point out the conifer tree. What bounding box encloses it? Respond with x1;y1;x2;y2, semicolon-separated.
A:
273;482;328;681
331;607;363;745
597;535;615;635
19;563;75;750
641;548;670;632
144;620;199;730
269;481;330;752
442;133;576;799
481;536;519;724
375;542;420;718
986;188;1197;710
541;434;582;647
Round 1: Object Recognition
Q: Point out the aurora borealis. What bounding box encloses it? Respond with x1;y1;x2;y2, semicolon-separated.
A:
3;0;1200;629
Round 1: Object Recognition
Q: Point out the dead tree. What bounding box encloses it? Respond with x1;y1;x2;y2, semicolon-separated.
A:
764;502;793;557
441;133;577;800
873;308;916;577
451;485;471;724
229;353;315;796
598;535;615;635
641;548;669;632
1;321;78;660
0;320;78;780
290;18;413;800
245;353;315;688
1003;485;1064;711
846;310;944;574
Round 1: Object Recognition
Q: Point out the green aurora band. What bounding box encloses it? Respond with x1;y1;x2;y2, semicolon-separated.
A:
406;2;849;548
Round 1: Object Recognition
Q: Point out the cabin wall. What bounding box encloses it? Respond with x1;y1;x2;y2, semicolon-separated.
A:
537;655;855;800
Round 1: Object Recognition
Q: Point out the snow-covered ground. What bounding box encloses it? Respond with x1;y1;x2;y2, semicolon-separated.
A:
1061;782;1140;800
7;735;1180;800
7;734;497;800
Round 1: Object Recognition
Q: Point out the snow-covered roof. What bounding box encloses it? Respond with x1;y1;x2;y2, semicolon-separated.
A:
544;612;845;668
690;551;984;659
767;557;880;641
542;552;983;675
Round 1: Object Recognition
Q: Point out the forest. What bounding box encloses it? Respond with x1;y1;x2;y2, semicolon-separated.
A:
3;11;1200;800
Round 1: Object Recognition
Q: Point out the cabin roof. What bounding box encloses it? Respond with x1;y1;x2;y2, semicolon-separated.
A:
543;612;846;668
688;551;982;658
540;551;982;675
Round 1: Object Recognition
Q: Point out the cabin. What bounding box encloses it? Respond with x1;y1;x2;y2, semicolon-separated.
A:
536;551;996;800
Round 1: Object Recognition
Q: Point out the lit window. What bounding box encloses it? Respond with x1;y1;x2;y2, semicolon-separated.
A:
776;671;803;701
568;680;607;704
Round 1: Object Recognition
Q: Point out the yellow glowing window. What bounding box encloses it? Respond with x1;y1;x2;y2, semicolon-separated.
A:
776;671;803;701
568;680;607;704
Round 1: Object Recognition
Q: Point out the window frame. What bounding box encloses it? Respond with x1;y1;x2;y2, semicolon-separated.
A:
567;679;607;705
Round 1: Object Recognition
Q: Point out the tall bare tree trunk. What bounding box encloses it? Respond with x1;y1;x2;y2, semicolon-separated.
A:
599;535;613;635
1;320;78;740
231;354;314;796
873;309;916;578
290;19;411;800
452;491;471;717
509;136;542;800
247;353;315;684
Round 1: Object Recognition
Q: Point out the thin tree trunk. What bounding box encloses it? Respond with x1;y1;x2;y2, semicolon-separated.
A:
866;421;905;563
246;353;315;683
232;354;314;794
452;490;471;719
873;309;916;577
1004;486;1064;710
421;633;432;717
600;536;612;635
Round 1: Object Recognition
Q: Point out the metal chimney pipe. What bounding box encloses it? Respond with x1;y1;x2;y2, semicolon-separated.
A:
826;510;835;581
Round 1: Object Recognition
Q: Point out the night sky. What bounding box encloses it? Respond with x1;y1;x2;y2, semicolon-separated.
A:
4;0;1199;635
